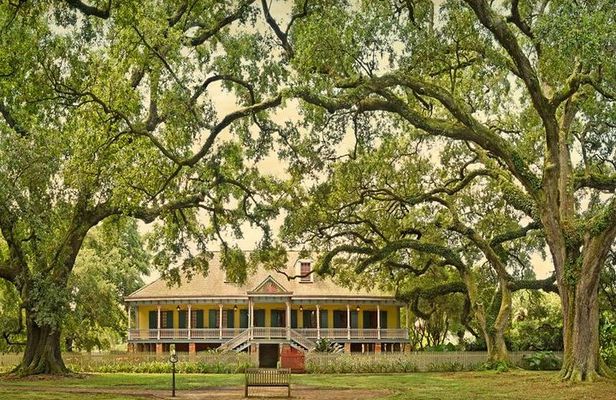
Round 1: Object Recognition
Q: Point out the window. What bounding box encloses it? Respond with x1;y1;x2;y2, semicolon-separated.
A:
161;311;173;328
300;261;312;282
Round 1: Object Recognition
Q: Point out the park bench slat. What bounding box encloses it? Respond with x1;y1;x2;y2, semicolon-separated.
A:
245;368;291;397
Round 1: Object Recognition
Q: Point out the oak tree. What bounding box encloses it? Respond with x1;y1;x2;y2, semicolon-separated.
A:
282;135;555;362
286;0;616;381
0;0;287;375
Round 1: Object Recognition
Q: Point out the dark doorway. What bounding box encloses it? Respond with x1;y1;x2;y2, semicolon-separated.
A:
254;309;266;327
240;309;249;328
271;310;286;327
259;344;279;368
333;310;347;328
303;310;316;328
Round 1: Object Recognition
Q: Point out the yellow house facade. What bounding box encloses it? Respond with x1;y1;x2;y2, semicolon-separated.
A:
125;253;409;363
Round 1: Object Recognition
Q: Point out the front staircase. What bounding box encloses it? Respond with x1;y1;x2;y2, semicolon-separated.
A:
217;328;251;352
218;328;316;353
290;329;316;352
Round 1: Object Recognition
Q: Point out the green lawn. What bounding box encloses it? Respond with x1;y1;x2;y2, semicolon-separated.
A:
1;371;615;400
0;391;142;400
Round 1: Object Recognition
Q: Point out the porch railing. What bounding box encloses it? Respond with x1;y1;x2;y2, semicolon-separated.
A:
294;328;408;340
130;328;241;341
129;327;409;341
251;327;287;339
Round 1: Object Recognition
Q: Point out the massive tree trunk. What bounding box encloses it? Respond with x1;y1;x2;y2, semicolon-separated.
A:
13;309;68;376
472;305;509;363
487;281;511;363
462;271;510;364
558;234;616;381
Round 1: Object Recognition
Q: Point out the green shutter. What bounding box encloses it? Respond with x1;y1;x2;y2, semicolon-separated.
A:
291;310;298;329
178;310;187;329
226;310;235;328
380;311;388;329
363;311;371;329
350;311;358;329
320;309;328;329
166;311;174;329
209;309;218;328
149;311;157;329
240;309;248;328
195;310;204;328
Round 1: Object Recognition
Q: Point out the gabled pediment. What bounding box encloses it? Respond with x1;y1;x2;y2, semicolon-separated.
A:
249;275;291;295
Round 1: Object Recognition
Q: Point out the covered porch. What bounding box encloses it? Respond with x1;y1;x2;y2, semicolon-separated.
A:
127;296;409;351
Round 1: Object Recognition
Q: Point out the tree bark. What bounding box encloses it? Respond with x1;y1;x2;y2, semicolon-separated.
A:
487;280;511;363
12;310;68;376
559;237;615;381
462;271;510;364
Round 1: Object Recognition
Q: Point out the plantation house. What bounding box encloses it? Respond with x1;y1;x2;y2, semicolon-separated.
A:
125;252;409;365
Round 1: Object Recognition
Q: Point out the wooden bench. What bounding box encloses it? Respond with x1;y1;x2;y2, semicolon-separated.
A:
244;368;291;397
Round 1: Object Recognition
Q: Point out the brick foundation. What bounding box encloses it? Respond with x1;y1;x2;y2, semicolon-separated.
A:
155;343;163;354
375;343;382;353
343;343;351;353
189;342;196;355
280;345;305;373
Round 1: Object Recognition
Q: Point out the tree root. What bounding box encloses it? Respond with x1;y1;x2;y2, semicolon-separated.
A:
598;359;616;380
11;357;69;377
561;359;615;382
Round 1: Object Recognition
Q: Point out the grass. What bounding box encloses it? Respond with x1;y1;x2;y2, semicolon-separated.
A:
0;372;243;389
0;371;615;399
297;371;616;399
0;390;145;400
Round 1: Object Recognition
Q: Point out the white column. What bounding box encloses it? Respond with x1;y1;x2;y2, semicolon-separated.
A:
157;305;161;340
316;304;321;339
219;304;223;339
377;304;381;340
188;304;192;340
346;304;351;340
286;300;291;340
127;306;132;340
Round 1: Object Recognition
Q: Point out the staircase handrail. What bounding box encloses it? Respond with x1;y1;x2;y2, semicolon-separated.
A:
290;329;316;351
218;328;251;352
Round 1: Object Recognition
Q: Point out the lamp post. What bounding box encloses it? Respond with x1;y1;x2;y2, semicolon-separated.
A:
169;345;178;397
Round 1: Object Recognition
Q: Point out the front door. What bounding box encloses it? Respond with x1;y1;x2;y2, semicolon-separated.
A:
271;309;285;327
254;309;266;327
259;344;279;368
333;310;347;328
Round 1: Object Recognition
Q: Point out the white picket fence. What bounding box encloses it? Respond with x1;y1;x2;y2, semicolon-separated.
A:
0;351;250;371
1;350;562;372
305;351;561;372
